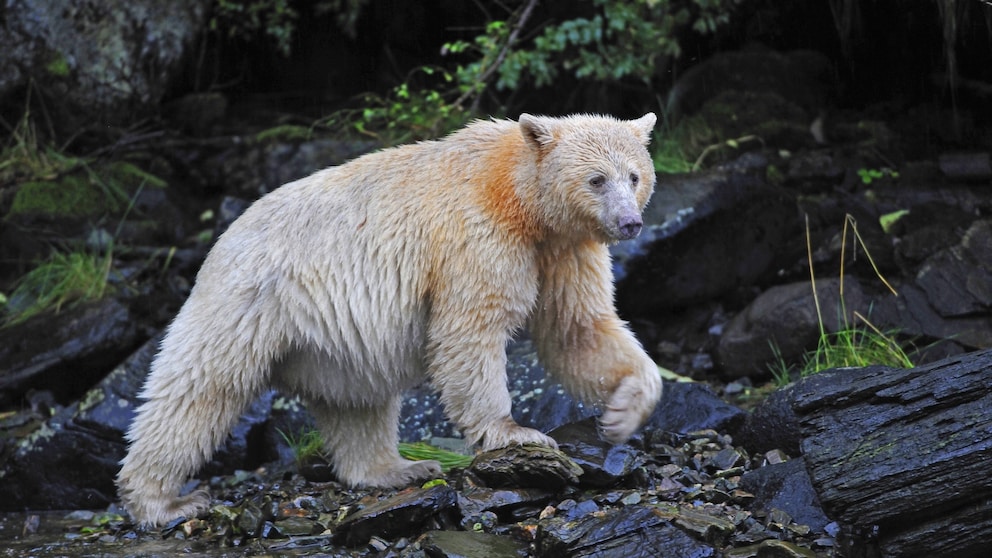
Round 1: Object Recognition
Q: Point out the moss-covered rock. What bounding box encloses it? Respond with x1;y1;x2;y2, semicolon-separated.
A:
7;161;166;220
10;175;111;218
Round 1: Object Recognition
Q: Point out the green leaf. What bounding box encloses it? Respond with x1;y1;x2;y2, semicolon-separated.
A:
879;209;910;234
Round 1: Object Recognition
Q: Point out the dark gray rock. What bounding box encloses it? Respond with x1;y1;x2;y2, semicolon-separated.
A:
716;277;869;379
861;198;992;353
666;49;833;119
0;336;155;511
739;458;831;533
469;445;583;492
420;529;528;557
793;350;992;557
0;298;146;408
214;138;378;199
537;504;719;557
0;0;208;126
645;381;746;435
614;154;800;317
0;335;296;511
732;384;802;457
913;219;992;318
456;486;552;525
332;484;458;547
551;419;648;488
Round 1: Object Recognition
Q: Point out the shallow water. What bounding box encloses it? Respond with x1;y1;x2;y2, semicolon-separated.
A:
0;510;275;558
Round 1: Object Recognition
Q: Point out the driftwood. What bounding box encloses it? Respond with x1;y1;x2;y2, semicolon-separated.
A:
792;349;992;557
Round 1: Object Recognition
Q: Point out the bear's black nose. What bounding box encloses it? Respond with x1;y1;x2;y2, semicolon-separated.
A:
618;217;642;240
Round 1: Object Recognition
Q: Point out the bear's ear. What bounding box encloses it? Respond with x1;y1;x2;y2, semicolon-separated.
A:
519;114;556;151
628;113;657;145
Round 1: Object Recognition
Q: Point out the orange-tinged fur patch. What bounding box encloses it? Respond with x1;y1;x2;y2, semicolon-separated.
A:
476;133;542;241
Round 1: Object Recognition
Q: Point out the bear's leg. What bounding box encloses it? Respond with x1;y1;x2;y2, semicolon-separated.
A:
427;310;558;451
307;395;442;488
118;376;259;526
532;241;663;445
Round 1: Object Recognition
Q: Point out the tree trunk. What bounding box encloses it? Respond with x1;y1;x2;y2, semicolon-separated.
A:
792;349;992;558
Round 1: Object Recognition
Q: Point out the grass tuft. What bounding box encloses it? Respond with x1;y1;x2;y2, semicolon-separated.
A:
2;249;114;326
278;427;327;464
769;214;914;386
399;442;475;472
278;428;474;474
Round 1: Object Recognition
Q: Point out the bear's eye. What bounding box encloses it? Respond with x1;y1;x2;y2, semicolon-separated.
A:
630;173;639;187
589;175;606;188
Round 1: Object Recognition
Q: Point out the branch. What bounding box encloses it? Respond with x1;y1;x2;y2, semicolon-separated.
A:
453;0;539;114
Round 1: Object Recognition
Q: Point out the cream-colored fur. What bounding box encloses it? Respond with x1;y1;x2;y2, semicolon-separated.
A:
117;113;663;527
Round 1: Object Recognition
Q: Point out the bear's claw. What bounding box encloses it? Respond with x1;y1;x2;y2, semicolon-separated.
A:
599;370;662;444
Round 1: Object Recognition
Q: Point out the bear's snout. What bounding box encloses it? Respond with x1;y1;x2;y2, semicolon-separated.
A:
617;216;643;240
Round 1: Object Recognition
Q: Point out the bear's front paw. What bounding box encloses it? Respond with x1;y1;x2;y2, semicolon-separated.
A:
599;369;662;444
479;418;558;451
365;458;443;489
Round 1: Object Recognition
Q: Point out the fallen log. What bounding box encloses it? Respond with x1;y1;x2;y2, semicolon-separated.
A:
792;349;992;557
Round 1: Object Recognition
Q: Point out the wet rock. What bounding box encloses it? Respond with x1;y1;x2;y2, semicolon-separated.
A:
716;278;869;379
731;539;819;558
913;219;992;318
0;298;146;407
0;337;157;511
739;459;831;533
615;154;800;317
733;385;802;457
536;504;718;558
645;381;746;434
0;0;209;127
794;350;992;557
273;515;320;537
420;529;528;557
666;506;737;546
224;496;276;539
457;486;552;526
468;445;583;492
550;419;647;487
0;335;290;511
333;484;458;547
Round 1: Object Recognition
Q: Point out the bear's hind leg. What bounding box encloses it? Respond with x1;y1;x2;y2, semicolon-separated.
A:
307;395;441;488
117;381;252;526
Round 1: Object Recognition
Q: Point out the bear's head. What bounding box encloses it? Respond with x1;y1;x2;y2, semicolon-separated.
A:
519;113;657;243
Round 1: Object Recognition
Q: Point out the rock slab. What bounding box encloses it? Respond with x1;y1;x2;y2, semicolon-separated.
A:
793;349;992;556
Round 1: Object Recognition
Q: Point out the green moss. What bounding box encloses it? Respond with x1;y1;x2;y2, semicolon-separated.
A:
254;124;312;144
78;387;107;412
10;176;111;218
7;161;167;220
102;161;167;189
45;53;70;77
